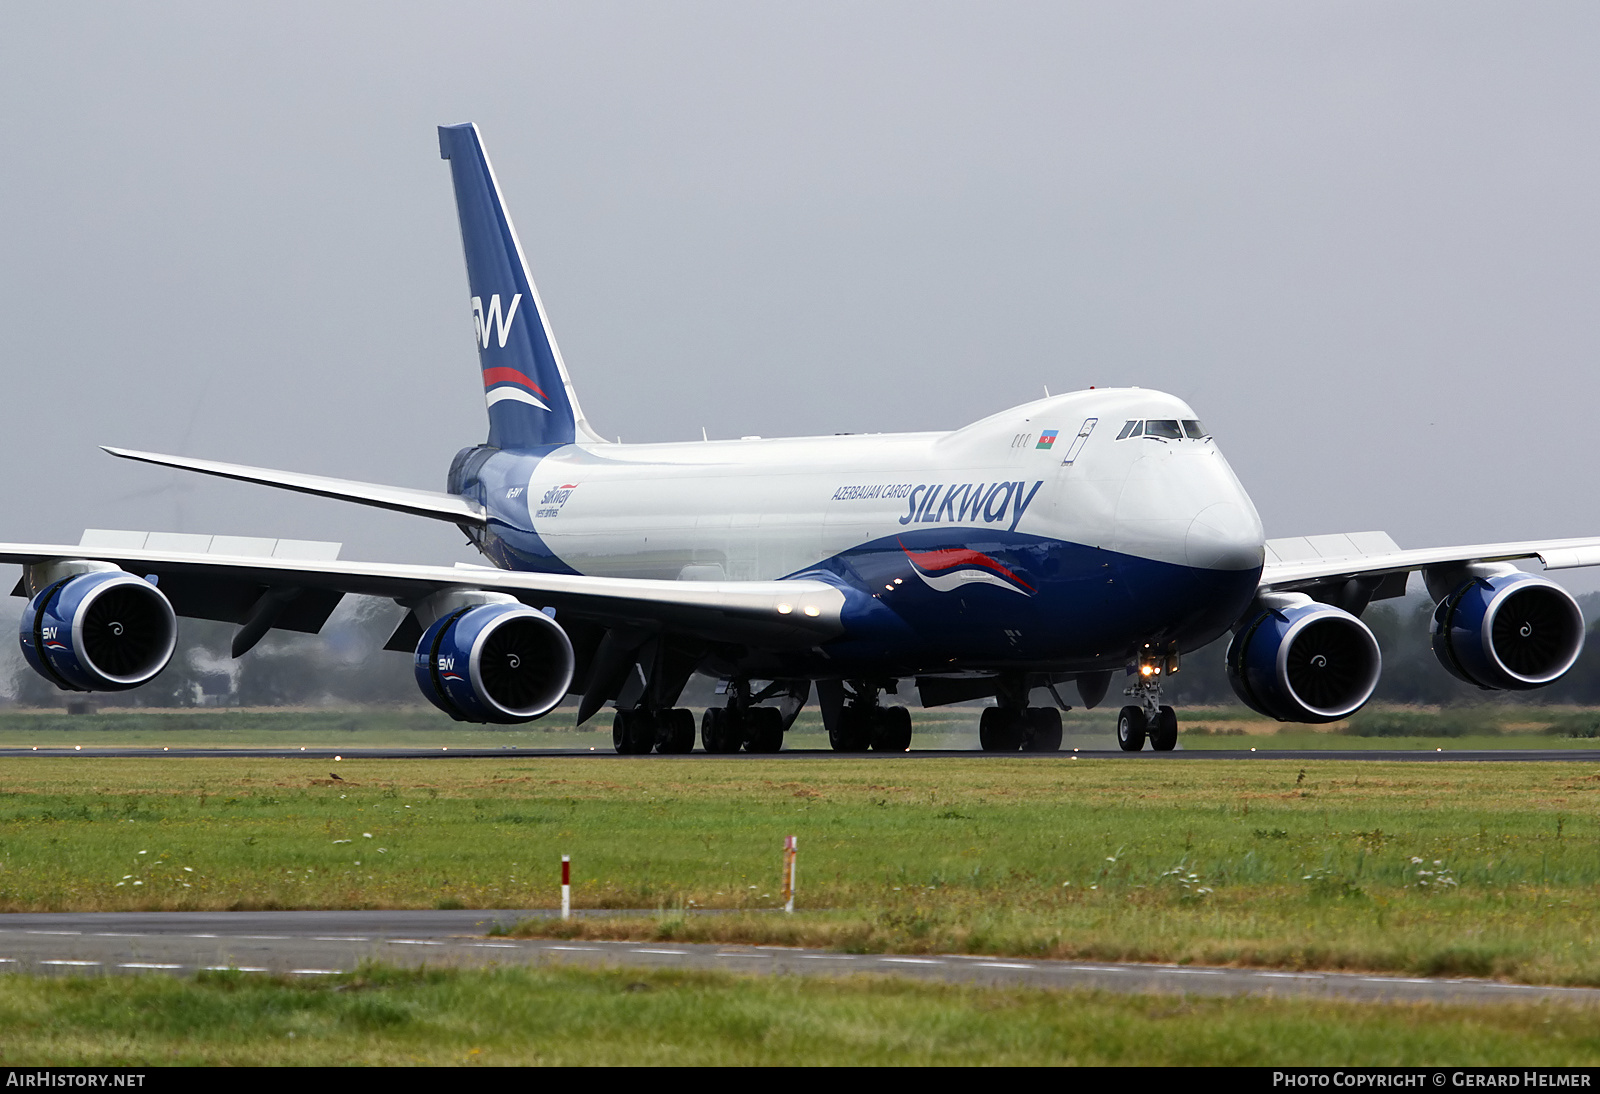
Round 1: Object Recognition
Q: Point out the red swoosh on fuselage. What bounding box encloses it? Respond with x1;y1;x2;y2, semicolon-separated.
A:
899;540;1034;591
481;367;550;399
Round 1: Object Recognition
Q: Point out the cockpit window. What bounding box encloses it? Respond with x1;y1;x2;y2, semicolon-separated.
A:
1117;418;1207;441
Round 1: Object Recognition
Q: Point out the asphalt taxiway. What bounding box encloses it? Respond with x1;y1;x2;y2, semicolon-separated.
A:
0;910;1593;1007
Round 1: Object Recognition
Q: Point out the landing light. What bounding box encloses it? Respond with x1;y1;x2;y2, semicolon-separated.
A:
804;606;820;617
777;603;793;615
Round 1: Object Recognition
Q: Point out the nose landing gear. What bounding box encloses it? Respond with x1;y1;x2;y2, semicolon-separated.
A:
1118;645;1180;751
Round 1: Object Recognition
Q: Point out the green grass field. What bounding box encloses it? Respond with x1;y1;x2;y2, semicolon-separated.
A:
2;963;1596;1066
0;751;1598;988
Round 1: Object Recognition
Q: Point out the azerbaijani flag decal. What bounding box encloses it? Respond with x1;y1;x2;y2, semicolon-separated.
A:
1036;430;1058;449
900;540;1034;596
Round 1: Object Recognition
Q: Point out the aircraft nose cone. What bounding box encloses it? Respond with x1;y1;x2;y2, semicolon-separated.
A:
1186;501;1265;571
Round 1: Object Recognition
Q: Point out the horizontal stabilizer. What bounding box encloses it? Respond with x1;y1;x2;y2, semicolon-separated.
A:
101;448;485;527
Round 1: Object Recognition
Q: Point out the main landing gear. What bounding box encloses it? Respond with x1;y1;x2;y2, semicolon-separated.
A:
612;707;697;755
979;706;1064;752
700;678;805;754
1116;645;1179;752
820;681;913;752
975;674;1065;752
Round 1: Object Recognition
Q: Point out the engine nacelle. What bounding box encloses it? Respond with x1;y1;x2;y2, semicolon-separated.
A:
1226;599;1382;723
19;571;177;692
413;602;575;723
1431;572;1584;690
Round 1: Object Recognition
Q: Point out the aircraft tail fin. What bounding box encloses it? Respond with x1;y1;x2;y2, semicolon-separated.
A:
438;123;602;449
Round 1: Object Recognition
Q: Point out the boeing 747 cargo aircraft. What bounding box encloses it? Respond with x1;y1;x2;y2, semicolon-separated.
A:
6;124;1598;754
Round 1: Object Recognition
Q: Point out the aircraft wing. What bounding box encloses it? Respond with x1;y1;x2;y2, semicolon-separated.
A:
100;447;486;527
0;540;845;649
1259;530;1600;597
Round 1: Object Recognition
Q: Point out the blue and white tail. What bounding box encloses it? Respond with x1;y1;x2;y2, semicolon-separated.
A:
438;123;601;450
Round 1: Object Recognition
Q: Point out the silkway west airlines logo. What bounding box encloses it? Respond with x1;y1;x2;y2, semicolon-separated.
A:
472;294;521;348
900;541;1035;596
472;294;551;413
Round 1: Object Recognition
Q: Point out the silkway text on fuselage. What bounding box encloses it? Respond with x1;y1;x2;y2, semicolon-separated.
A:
831;480;1045;533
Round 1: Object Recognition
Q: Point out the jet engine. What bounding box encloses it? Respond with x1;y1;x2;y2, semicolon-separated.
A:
1226;598;1381;723
1430;572;1584;691
413;601;574;723
19;570;177;691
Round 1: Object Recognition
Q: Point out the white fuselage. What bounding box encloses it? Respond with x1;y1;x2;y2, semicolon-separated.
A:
505;388;1264;583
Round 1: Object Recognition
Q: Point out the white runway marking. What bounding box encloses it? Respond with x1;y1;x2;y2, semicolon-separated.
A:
386;939;445;946
203;966;267;972
880;957;945;965
976;962;1035;970
119;963;182;970
545;945;600;952
633;949;688;956
41;960;100;966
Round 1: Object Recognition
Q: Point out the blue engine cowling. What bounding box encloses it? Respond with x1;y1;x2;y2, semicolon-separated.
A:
19;571;177;692
413;603;575;723
1226;601;1382;723
1431;573;1584;690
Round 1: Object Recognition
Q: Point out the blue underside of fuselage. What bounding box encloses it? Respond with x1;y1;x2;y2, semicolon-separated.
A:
463;450;1261;680
783;528;1260;677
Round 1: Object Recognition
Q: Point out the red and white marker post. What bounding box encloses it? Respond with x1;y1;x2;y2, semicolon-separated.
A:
782;836;797;914
561;854;571;920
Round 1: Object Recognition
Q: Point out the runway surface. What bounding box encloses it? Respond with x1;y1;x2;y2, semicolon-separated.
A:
2;746;1598;761
0;910;1594;1007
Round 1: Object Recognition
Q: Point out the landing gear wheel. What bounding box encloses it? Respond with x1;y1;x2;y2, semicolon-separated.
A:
1148;705;1178;751
612;709;656;755
979;708;1024;751
658;708;696;754
744;706;784;753
1116;705;1147;752
830;705;872;751
1023;707;1063;752
870;706;913;752
700;707;738;753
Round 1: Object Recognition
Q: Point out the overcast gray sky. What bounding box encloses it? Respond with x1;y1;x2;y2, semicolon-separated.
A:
3;2;1599;592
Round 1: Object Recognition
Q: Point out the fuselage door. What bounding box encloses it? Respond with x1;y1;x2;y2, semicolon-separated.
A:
1059;418;1097;466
